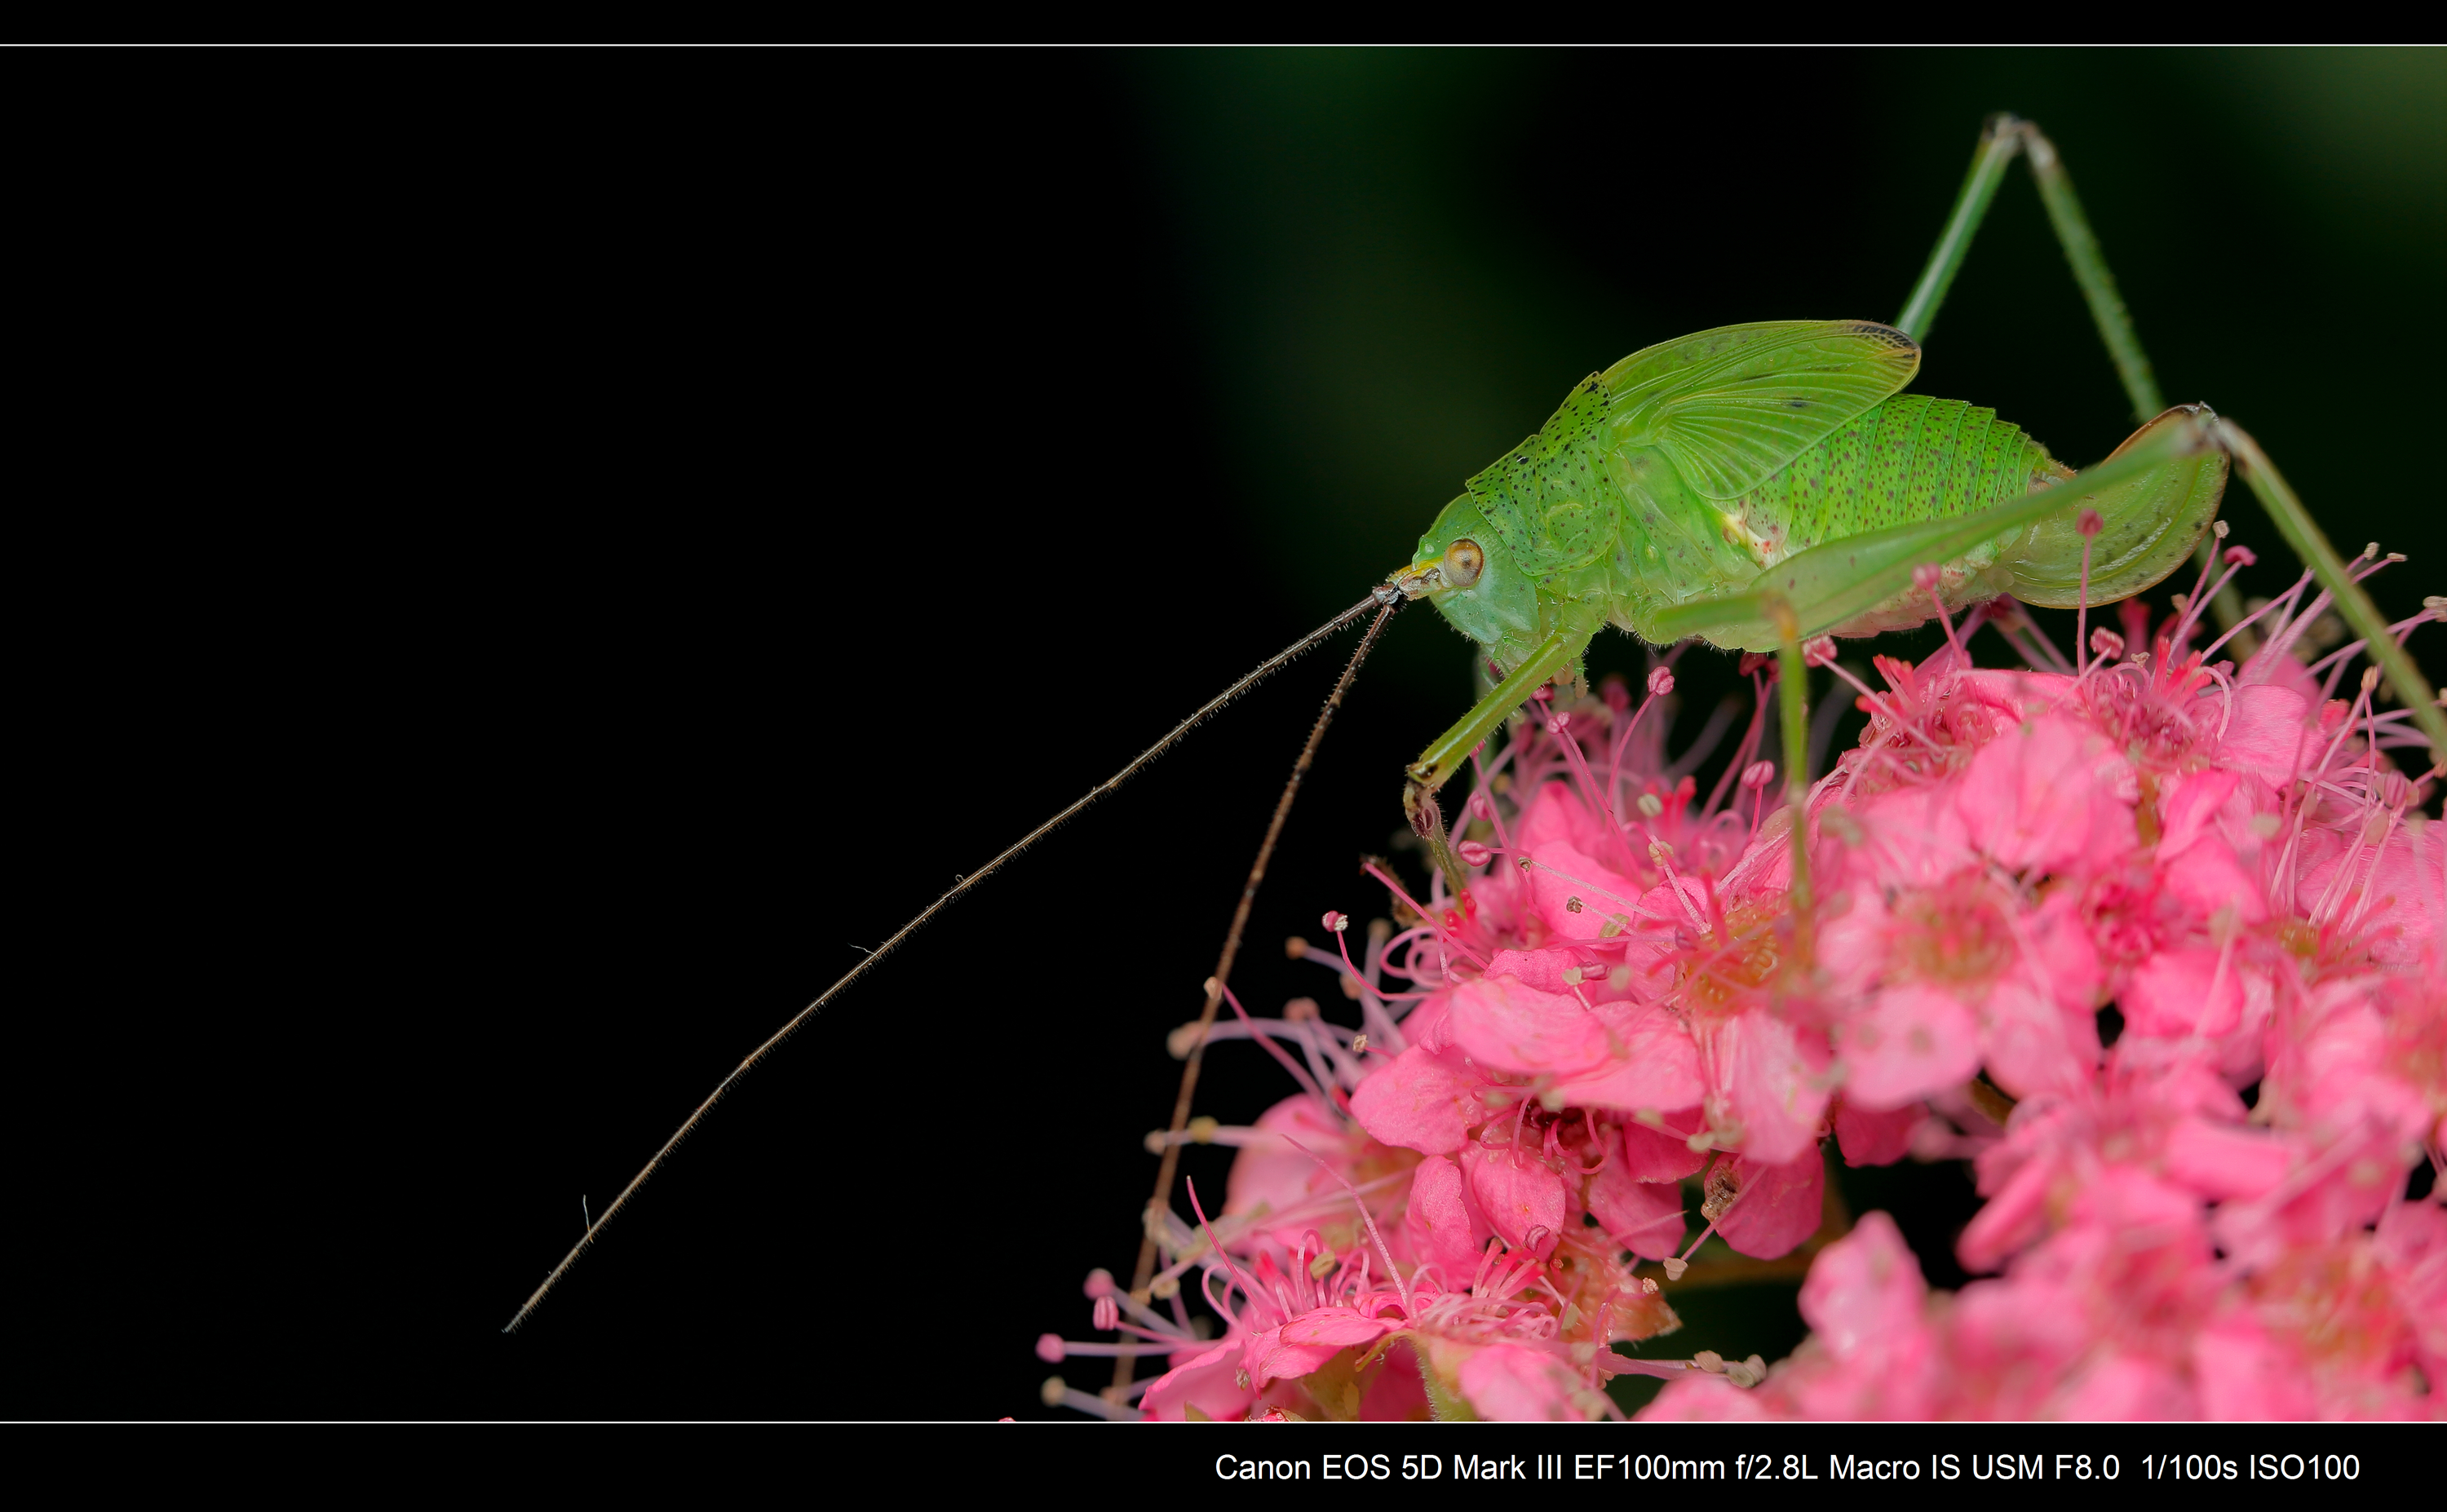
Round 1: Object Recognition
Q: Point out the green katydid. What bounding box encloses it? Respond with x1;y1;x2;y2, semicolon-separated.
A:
1387;114;2444;915
504;113;2440;1339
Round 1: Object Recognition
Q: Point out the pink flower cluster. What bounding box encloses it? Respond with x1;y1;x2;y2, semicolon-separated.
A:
1038;553;2445;1421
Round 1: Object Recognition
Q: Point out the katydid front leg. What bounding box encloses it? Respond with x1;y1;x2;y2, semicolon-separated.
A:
1402;627;1585;895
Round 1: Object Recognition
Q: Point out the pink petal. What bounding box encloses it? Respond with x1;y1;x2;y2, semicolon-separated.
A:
1958;1154;2055;1273
1813;885;1894;997
2047;1353;2200;1420
1252;1306;1393;1385
2376;1200;2447;1378
1245;1324;1339;1387
1520;839;1646;942
2158;1116;2291;1201
1400;1155;1493;1281
1137;1338;1248;1421
2294;827;2444;966
1463;1144;1568;1250
1957;713;2134;875
1840;982;1981;1110
1586;1141;1688;1262
1349;1045;1482;1155
1445;974;1612;1078
1849;784;1978;889
2020;887;2104;1015
1833;1100;1920;1167
1454;1342;1584;1421
1225;1093;1361;1245
2161;834;2268;924
1979;980;2098;1101
2216;683;2309;785
2193;1317;2317;1421
1706;1011;1831;1166
1614;1112;1707;1183
1798;1210;1927;1357
1358;1340;1432;1421
1712;1149;1825;1259
1481;948;1577;995
1516;781;1622;862
1635;1374;1780;1421
2154;767;2241;860
2121;947;2245;1040
1547;1002;1705;1112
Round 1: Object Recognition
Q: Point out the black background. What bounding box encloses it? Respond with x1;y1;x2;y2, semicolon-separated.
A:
15;49;2440;1421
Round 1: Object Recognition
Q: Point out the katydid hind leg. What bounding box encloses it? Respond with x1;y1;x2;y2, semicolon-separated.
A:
1906;115;2258;643
2216;421;2447;762
1643;416;2217;653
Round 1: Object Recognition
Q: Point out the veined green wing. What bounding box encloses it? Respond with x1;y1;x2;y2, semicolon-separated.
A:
1604;321;1921;501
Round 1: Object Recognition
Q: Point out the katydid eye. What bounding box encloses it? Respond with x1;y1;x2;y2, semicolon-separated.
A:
1443;538;1485;589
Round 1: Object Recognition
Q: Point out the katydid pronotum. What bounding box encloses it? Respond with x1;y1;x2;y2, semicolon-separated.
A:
503;114;2441;1344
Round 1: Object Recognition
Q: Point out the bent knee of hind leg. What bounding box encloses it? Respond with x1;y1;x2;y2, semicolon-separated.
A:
2008;404;2228;608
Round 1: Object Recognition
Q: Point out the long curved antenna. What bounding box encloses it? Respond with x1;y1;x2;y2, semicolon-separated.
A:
504;585;1405;1333
1113;591;1403;1390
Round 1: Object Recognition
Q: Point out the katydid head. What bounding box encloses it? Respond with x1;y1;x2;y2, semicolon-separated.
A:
1390;493;1541;672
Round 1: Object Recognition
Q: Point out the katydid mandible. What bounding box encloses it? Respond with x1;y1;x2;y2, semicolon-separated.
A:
505;113;2442;1339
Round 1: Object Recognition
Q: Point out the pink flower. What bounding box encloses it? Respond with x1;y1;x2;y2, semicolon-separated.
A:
1054;565;2445;1421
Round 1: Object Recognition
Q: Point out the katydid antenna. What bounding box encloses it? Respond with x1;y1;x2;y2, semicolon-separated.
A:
505;585;1405;1334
